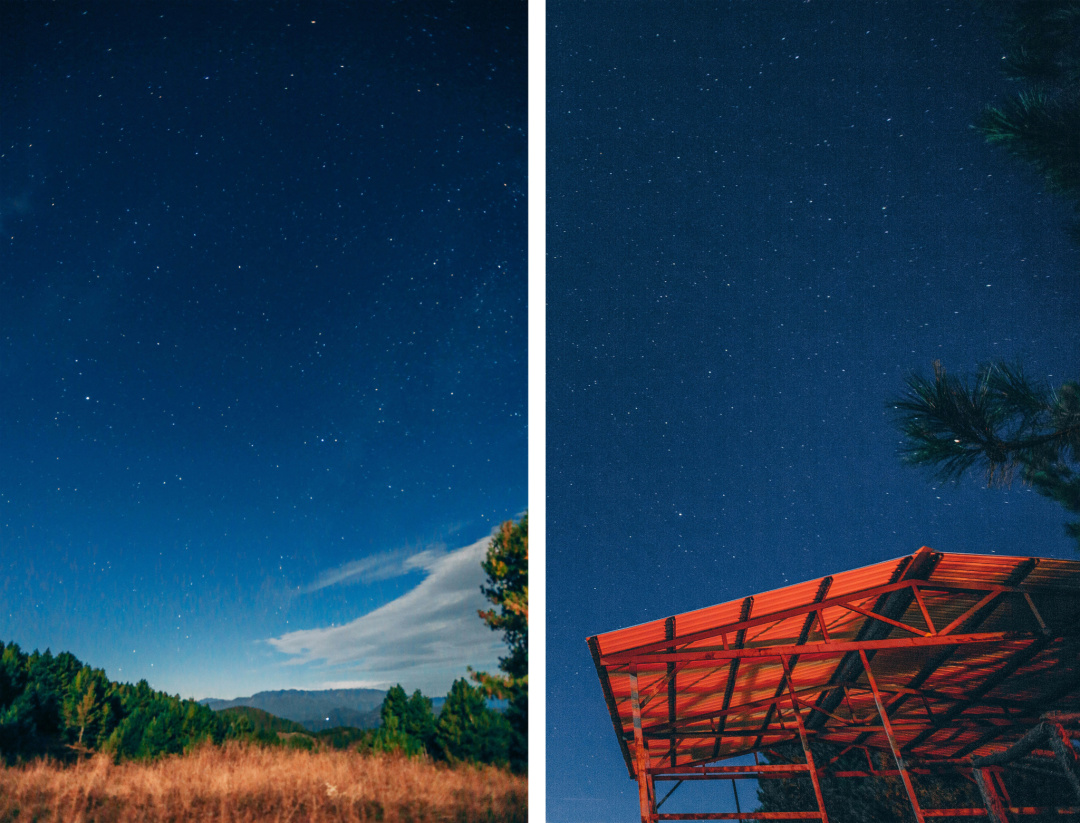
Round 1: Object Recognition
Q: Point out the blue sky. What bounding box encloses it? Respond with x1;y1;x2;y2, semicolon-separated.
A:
547;2;1078;820
0;0;526;702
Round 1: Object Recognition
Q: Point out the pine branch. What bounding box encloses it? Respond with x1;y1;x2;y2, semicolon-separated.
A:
978;90;1080;199
892;362;1080;551
892;362;1075;483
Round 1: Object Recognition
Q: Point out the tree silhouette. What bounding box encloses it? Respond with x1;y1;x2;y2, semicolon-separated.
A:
892;361;1080;549
977;0;1080;240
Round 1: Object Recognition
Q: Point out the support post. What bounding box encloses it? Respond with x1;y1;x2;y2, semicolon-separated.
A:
858;650;926;823
973;767;1009;823
631;667;656;823
779;656;829;822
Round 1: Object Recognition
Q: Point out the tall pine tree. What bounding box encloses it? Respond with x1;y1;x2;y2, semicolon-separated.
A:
474;514;528;772
977;0;1080;240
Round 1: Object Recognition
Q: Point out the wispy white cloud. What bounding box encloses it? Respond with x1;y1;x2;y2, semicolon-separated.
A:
300;544;445;594
266;535;503;695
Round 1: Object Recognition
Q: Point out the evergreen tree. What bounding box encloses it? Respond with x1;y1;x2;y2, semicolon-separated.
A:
371;712;424;755
380;684;409;728
435;678;511;767
181;699;225;748
18;653;63;740
404;689;438;756
892;361;1080;549
977;0;1080;240
137;704;184;758
372;685;426;755
61;665;114;749
479;514;528;681
1;640;227;763
0;642;26;712
474;514;528;772
226;712;253;739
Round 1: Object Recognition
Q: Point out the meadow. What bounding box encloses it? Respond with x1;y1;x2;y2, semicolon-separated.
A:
0;741;527;823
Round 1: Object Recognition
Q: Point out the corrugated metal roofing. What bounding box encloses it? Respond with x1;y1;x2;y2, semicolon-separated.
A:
588;548;1080;778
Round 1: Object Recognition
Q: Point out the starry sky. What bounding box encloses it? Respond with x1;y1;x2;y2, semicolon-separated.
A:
547;2;1078;821
0;1;526;701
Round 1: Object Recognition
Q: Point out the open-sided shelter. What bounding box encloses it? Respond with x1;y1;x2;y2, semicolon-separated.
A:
588;547;1080;822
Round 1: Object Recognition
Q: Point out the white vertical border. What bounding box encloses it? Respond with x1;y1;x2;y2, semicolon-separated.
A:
527;0;546;818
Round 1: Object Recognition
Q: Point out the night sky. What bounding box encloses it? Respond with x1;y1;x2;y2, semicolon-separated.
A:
0;1;526;701
547;2;1078;821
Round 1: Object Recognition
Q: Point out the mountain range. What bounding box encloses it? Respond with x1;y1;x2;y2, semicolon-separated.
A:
200;688;387;733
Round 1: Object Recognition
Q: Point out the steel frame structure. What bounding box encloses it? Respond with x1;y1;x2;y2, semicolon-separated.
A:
588;548;1080;822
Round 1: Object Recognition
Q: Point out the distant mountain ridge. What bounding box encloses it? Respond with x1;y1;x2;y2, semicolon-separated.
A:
200;688;387;732
216;706;308;735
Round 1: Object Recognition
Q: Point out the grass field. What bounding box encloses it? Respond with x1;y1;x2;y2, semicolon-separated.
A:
0;742;527;823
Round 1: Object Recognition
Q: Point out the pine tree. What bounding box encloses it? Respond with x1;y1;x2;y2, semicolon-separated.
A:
373;685;426;756
977;0;1080;240
473;514;528;772
0;642;26;712
62;665;112;749
479;515;528;681
2;641;227;762
137;705;184;758
404;689;437;756
892;361;1080;549
435;678;511;766
380;684;409;728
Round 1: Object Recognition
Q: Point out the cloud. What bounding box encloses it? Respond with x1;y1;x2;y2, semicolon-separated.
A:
266;535;504;695
300;544;445;593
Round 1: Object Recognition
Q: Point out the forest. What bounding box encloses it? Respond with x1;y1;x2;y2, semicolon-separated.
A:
0;639;516;770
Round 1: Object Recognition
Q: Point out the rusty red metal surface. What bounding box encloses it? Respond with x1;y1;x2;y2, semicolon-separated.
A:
588;548;1080;782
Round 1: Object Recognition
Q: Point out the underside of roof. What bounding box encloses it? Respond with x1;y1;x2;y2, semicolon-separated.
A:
588;547;1080;779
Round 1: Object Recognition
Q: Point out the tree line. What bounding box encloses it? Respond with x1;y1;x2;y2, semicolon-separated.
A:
366;680;515;768
0;640;236;763
0;640;518;770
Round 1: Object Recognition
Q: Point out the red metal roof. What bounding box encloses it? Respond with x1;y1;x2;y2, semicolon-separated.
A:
588;548;1080;778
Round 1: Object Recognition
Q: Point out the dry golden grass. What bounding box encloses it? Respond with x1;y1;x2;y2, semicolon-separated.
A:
0;742;527;823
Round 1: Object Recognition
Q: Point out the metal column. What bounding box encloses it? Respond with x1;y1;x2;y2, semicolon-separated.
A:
859;650;926;823
780;656;829;823
631;668;657;823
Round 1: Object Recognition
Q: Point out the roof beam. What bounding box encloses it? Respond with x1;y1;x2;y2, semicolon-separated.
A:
603;630;1042;668
805;548;940;731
